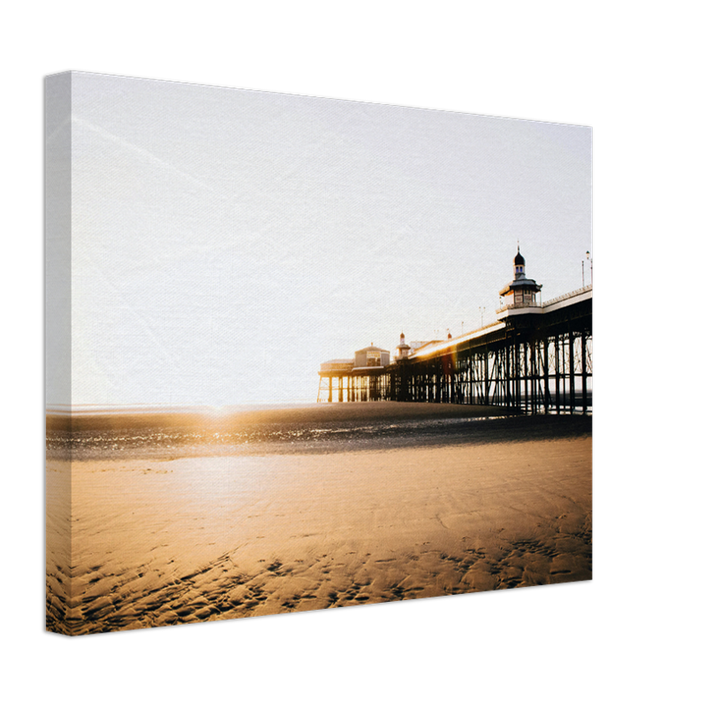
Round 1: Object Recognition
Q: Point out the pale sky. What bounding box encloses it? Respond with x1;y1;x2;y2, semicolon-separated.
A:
62;71;591;406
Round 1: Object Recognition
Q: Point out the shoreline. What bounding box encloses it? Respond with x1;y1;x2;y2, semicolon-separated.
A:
46;402;591;460
46;401;520;427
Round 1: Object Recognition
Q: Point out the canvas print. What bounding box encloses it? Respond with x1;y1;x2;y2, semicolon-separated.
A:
45;72;592;635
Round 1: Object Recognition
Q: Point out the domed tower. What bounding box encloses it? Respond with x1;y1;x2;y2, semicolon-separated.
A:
395;332;411;361
499;246;542;310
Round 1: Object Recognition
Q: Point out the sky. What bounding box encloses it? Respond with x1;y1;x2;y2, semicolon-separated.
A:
57;71;591;406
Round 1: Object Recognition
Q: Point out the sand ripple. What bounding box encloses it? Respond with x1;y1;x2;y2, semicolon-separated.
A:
48;523;591;634
46;432;591;635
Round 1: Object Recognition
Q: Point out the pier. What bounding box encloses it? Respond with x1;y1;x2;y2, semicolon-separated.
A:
318;250;592;414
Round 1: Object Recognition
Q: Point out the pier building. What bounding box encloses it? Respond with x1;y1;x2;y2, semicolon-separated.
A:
499;247;542;309
317;344;390;403
355;344;390;369
318;250;592;413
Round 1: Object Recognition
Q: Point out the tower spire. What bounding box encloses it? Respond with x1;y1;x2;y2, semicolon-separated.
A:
499;246;542;311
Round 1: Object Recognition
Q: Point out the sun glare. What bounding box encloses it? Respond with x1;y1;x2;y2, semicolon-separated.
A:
206;405;230;418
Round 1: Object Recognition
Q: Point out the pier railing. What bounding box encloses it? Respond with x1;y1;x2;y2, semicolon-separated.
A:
496;302;542;315
542;284;592;308
496;285;592;316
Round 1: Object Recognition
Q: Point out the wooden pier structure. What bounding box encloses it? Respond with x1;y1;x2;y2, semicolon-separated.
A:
318;250;592;414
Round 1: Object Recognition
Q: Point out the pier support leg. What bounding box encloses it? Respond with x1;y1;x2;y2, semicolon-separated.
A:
569;331;575;413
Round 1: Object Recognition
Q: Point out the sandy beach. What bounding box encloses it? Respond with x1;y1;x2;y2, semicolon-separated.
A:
46;403;591;634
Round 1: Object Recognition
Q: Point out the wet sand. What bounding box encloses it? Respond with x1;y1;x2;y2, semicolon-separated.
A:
46;403;592;635
46;402;592;459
